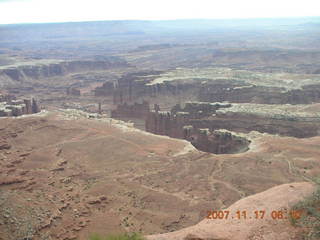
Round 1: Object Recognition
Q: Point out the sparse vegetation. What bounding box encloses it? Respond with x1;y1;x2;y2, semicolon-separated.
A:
2;15;320;240
89;233;145;240
290;178;320;239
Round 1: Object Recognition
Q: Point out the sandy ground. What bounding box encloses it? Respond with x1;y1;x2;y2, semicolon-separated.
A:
0;111;319;239
148;182;315;240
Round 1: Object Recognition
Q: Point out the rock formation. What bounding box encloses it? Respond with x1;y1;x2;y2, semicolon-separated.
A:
199;82;320;104
0;59;129;84
146;101;320;139
95;71;320;106
31;98;40;114
109;98;320;154
0;94;41;117
0;140;11;150
146;102;232;139
111;101;150;119
144;102;251;154
95;71;164;100
189;111;320;138
189;129;250;154
147;182;315;240
94;70;194;103
66;87;81;96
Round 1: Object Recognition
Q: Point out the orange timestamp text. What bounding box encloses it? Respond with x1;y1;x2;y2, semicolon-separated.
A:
206;209;302;220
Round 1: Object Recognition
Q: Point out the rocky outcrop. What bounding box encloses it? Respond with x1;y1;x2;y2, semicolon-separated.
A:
189;129;250;154
171;102;231;118
146;110;190;139
94;70;194;103
147;182;315;240
0;59;129;84
190;112;320;138
0;140;11;150
146;102;233;139
66;87;81;96
145;102;250;154
0;93;15;102
0;95;40;117
199;82;320;104
31;98;40;113
111;101;150;119
96;71;320;105
111;99;320;154
146;101;320;139
96;70;171;102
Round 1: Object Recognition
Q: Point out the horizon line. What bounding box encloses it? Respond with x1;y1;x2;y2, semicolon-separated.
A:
1;15;320;26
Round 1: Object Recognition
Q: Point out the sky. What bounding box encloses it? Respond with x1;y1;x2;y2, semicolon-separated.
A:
0;0;319;24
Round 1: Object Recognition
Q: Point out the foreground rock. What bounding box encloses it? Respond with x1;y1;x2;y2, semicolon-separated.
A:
1;112;320;239
147;182;315;240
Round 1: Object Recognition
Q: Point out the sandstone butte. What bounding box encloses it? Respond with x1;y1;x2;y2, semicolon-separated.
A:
147;182;315;240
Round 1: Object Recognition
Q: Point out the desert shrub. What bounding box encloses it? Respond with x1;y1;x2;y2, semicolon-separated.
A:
89;233;145;240
290;178;320;239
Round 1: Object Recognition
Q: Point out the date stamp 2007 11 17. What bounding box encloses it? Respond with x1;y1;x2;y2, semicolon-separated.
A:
206;210;303;220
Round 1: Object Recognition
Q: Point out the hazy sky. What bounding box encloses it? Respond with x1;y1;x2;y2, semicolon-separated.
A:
0;0;319;24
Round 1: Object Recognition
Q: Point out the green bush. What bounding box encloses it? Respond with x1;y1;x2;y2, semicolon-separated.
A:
89;233;145;240
290;180;320;239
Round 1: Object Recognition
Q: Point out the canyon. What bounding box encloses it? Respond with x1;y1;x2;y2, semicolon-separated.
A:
1;18;320;240
0;58;129;87
0;93;40;117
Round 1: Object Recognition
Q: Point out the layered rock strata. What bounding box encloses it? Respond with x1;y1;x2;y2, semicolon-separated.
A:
146;102;320;139
66;87;81;96
199;83;320;104
0;95;40;117
95;71;320;105
0;59;129;83
94;71;194;104
111;101;150;119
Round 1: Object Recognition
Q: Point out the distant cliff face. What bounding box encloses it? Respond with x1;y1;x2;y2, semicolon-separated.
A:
0;94;40;117
110;99;320;154
199;83;320;104
189;129;250;154
145;102;320;139
94;70;196;103
0;58;129;86
144;103;250;154
95;70;320;105
189;113;320;138
111;101;150;119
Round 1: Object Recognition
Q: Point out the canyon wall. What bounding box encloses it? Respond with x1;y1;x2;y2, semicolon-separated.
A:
94;70;195;104
199;83;320;104
189;112;320;138
96;70;320;105
146;102;320;139
0;58;129;85
144;102;251;154
188;128;250;154
111;101;150;119
0;95;40;117
66;87;81;96
111;99;320;154
146;102;233;138
0;93;15;102
111;101;247;154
